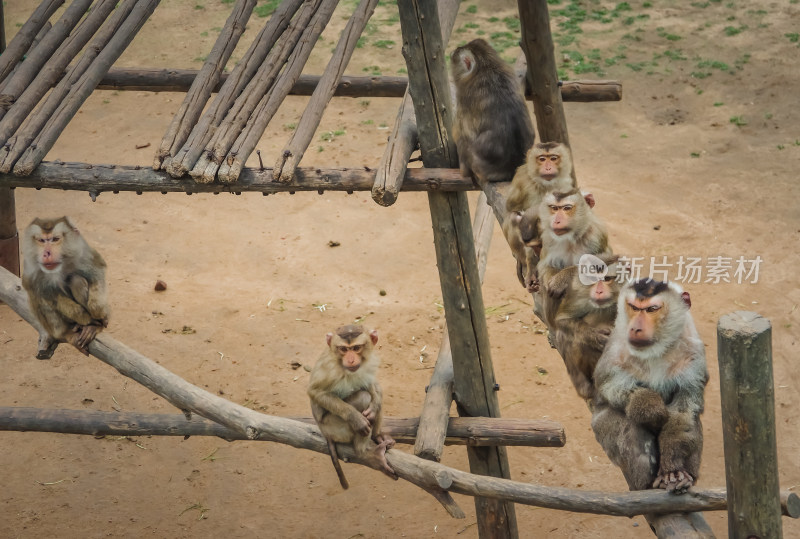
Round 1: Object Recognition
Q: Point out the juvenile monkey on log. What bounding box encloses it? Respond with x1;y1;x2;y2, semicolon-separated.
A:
21;217;110;359
450;38;534;185
591;279;708;492
546;255;622;400
503;142;576;292
308;325;396;489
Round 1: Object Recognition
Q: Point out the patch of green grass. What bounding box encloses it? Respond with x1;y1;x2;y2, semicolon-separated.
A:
194;4;204;10
662;49;687;61
284;123;296;130
729;115;747;127
734;53;751;70
626;61;647;72
193;56;207;63
466;4;477;14
373;40;395;49
200;31;208;37
697;59;730;71
488;16;499;23
554;33;577;46
361;119;374;125
657;27;682;41
356;37;366;48
317;146;324;152
397;67;407;74
464;22;479;29
255;0;280;17
690;71;711;79
713;102;724;107
490;31;517;52
503;16;521;31
690;152;701;158
362;65;382;76
359;100;370;107
786;32;800;43
723;25;747;36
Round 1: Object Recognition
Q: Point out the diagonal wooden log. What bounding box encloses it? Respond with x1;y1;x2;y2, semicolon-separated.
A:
0;408;565;448
190;0;333;183
0;0;65;88
0;0;94;120
153;0;256;169
2;268;798;522
270;0;379;184
0;21;53;96
163;0;305;176
13;0;162;176
0;0;119;148
0;0;137;173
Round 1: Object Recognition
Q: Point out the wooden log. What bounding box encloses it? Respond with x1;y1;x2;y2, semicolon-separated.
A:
717;312;783;538
89;67;622;101
164;0;305;176
0;0;64;85
517;0;570;146
0;0;119;147
0;161;480;193
0;0;94;120
153;0;256;169
1;269;798;522
191;0;333;183
0;0;137;173
0;407;565;447
415;192;495;461
13;0;161;176
0;10;19;277
271;0;379;184
0;21;52;96
371;0;459;207
398;1;518;536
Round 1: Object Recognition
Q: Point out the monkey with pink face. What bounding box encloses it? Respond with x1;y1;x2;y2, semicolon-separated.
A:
591;279;707;493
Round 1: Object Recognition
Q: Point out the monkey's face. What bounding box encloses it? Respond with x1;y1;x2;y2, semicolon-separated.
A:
588;277;618;308
536;152;562;180
546;199;577;236
625;294;667;348
32;227;65;273
336;343;365;373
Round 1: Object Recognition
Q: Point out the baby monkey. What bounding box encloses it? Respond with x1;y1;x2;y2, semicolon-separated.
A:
21;216;109;359
308;325;396;489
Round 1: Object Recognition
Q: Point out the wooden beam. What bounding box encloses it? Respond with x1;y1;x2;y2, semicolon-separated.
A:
717;312;783;538
0;0;64;85
0;2;18;277
398;0;518;536
0;161;478;193
0;407;565;448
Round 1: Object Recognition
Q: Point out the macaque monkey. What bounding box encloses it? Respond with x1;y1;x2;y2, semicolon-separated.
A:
545;255;622;400
502;142;576;291
591;279;708;493
21;217;110;359
450;38;534;185
308;325;396;489
537;187;611;297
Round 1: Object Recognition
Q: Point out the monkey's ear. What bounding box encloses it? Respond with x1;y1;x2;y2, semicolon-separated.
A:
369;330;378;346
326;333;333;347
583;192;596;209
681;291;691;308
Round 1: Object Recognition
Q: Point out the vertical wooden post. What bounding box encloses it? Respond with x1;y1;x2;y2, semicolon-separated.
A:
397;1;518;537
0;1;20;277
517;0;570;146
717;311;783;539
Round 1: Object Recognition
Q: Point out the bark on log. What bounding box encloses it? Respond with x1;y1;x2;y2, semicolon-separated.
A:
1;269;798;523
12;0;161;176
163;0;304;176
153;0;256;169
0;161;478;193
0;0;64;85
271;0;379;184
0;0;137;173
0;407;565;447
0;0;94;120
717;312;783;538
0;21;52;96
192;0;333;183
89;67;621;101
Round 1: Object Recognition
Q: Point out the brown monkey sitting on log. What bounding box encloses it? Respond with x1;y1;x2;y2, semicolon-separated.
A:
503;142;576;292
545;255;622;400
308;325;396;489
21;216;110;359
450;38;534;185
591;279;708;493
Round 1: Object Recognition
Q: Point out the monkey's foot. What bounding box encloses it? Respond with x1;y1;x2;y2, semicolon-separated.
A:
373;439;398;480
71;324;101;352
36;339;59;360
653;469;694;493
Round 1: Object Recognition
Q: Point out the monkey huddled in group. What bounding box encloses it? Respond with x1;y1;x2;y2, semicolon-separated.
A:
591;279;708;492
21;216;110;359
450;38;534;185
308;324;397;489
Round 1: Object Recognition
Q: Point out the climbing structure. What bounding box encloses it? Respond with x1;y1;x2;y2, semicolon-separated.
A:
0;1;795;538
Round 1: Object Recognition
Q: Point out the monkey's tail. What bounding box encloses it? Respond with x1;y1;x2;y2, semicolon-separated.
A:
326;438;349;490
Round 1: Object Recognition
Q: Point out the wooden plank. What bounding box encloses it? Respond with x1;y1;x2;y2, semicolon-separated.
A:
397;0;518;536
718;312;783;538
0;0;64;85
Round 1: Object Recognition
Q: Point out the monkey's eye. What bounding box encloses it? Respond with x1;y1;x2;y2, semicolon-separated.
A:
537;156;546;163
562;205;573;212
337;346;349;354
37;238;46;244
603;276;615;282
549;156;559;161
351;345;363;353
548;205;558;212
646;305;661;313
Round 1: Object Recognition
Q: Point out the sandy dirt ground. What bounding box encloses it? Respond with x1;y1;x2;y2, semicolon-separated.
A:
1;1;799;537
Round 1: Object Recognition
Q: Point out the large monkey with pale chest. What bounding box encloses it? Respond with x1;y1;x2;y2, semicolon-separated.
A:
21;216;109;359
591;279;707;493
308;325;396;489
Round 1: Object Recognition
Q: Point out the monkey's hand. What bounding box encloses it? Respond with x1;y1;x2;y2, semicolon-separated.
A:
546;268;573;299
374;432;396;450
362;405;377;424
526;275;540;293
348;410;372;437
588;327;612;352
653;469;695;493
625;387;668;430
